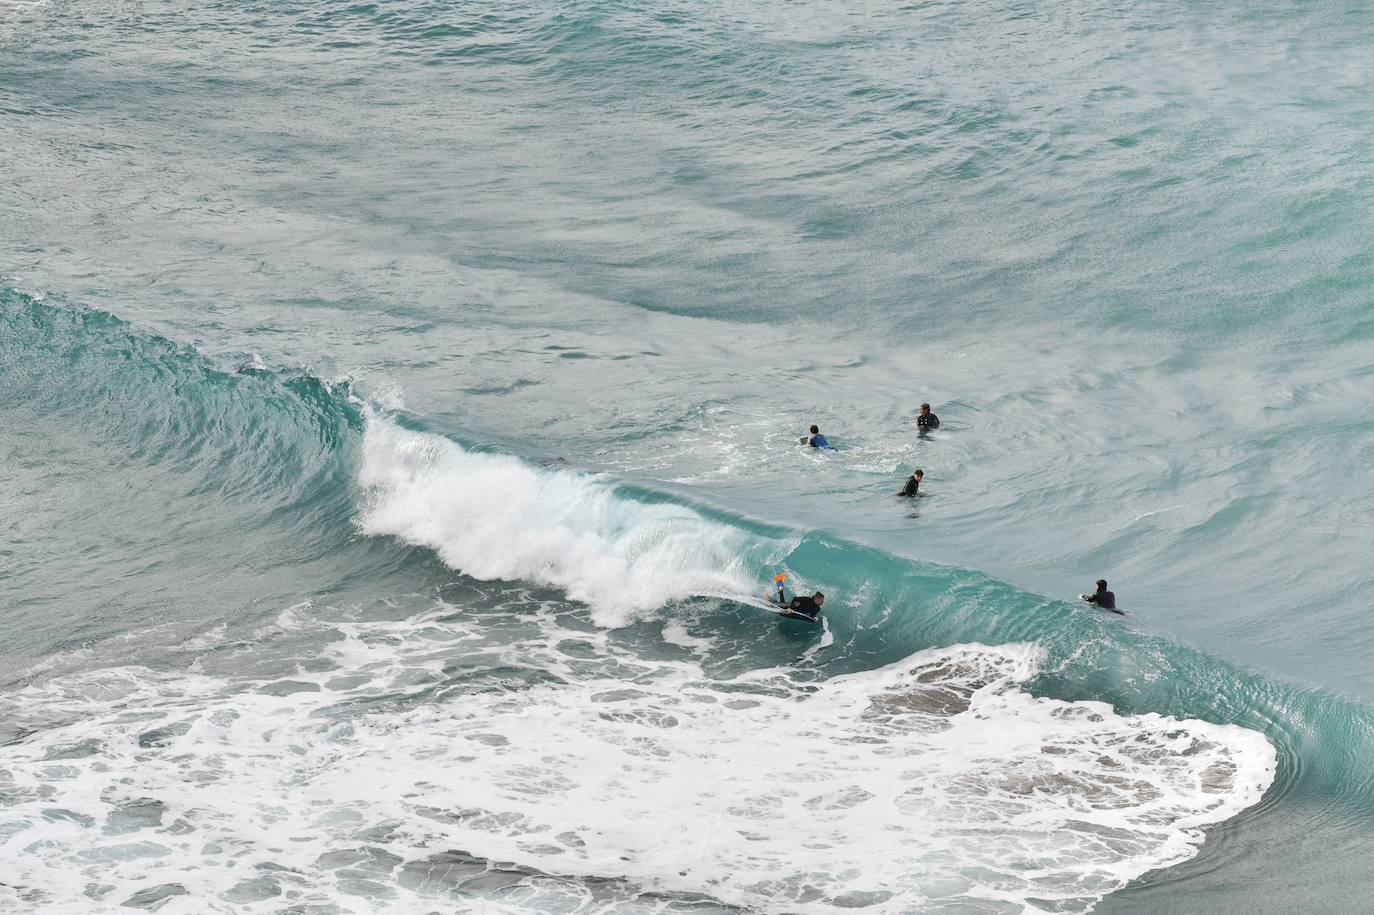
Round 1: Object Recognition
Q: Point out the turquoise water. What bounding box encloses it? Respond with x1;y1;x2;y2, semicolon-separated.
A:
4;0;1374;911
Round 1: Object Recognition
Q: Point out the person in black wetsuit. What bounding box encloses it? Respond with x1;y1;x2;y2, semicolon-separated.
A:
786;592;825;620
898;469;923;496
1081;579;1117;611
771;583;825;620
916;403;940;430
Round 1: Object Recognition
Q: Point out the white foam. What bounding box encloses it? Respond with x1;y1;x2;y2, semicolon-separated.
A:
0;610;1275;915
356;413;761;626
661;620;715;653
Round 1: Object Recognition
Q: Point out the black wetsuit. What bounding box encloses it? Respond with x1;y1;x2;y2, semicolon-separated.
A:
1084;588;1116;611
899;476;920;497
916;412;939;430
787;596;822;620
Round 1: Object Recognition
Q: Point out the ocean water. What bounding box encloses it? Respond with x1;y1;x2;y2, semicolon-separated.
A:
3;0;1374;912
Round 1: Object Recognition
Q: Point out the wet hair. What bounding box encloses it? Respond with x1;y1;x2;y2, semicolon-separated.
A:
810;424;819;434
914;469;923;477
1096;579;1108;589
920;402;931;411
814;592;825;599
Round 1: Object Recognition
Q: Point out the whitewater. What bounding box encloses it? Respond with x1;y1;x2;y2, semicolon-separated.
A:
5;0;1374;912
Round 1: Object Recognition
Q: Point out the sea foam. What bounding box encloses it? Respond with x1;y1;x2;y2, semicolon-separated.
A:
0;606;1275;915
357;413;764;626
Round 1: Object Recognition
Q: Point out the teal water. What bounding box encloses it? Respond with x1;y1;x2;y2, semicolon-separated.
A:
4;1;1374;912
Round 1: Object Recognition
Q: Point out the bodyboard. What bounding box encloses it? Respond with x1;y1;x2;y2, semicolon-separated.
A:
696;591;823;625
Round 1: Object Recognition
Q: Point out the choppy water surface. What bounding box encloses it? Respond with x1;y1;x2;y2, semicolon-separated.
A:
4;1;1374;912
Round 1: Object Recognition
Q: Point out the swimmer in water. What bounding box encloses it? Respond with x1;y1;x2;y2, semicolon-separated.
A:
916;403;940;430
1080;579;1118;612
800;424;835;450
898;469;923;497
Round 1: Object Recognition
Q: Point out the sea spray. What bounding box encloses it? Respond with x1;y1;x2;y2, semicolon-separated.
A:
357;413;764;625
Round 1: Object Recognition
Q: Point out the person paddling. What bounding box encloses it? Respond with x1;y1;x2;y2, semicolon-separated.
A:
800;424;836;450
916;402;940;430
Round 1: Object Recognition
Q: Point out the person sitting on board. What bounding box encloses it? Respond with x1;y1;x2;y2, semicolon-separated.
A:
898;469;923;496
916;402;940;430
1080;579;1117;611
800;424;836;450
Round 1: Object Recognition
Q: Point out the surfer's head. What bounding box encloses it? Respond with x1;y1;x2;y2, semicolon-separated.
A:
913;469;923;479
810;424;819;434
813;592;825;606
919;403;931;414
1096;579;1108;590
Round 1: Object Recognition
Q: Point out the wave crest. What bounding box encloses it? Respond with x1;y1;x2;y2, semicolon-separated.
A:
357;413;762;625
